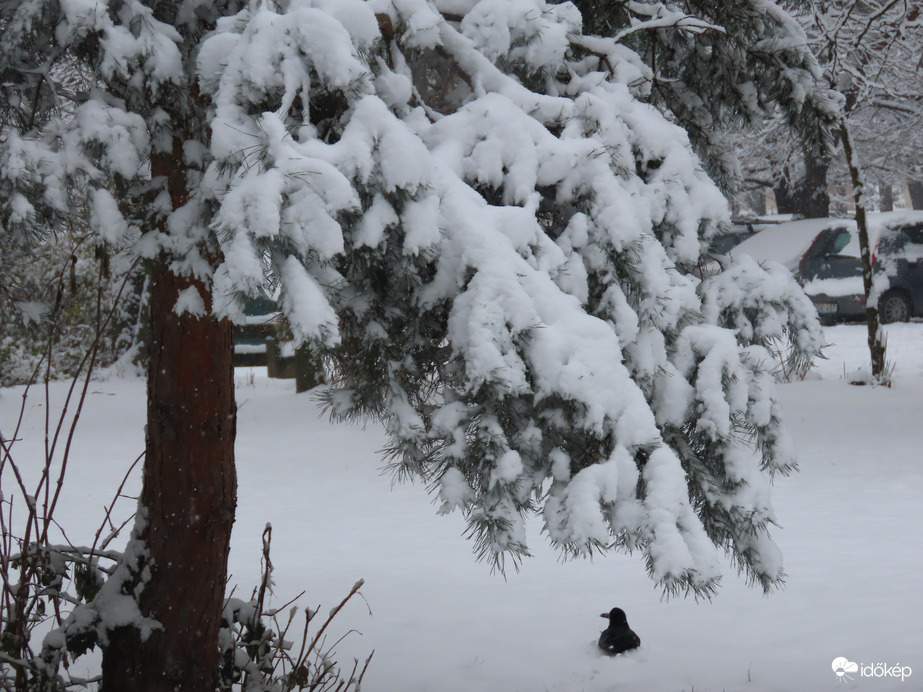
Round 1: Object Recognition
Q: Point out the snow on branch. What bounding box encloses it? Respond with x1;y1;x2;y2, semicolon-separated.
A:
614;2;725;43
0;0;824;599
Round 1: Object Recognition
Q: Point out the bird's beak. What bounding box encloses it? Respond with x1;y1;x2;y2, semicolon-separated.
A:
599;613;609;619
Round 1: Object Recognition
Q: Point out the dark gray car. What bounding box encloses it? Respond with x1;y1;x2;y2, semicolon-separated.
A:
799;212;923;324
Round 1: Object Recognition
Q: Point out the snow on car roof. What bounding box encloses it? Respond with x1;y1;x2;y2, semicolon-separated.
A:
727;211;923;269
841;210;923;257
727;217;846;271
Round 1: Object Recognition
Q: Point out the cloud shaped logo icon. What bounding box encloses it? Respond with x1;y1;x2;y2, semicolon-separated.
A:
832;657;859;681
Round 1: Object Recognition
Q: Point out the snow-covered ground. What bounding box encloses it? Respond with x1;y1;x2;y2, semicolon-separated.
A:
3;323;922;691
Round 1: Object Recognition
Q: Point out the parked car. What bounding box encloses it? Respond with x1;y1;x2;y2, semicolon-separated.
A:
799;211;923;324
725;217;844;273
705;215;795;256
699;216;824;279
724;211;923;324
706;217;778;255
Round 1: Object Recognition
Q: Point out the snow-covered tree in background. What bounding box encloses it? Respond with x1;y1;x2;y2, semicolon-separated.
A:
1;0;823;688
733;0;923;215
807;0;923;209
568;0;842;203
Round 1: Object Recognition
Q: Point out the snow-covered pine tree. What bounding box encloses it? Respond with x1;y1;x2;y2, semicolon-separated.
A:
1;0;823;687
569;0;843;200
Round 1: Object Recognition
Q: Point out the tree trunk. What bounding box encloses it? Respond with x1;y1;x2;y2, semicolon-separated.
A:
295;343;324;393
794;146;830;218
879;180;894;211
773;150;829;218
773;172;795;214
908;180;923;210
746;189;767;216
840;122;888;383
102;145;237;690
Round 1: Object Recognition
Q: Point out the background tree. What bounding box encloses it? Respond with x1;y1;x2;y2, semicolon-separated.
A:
736;0;923;214
815;0;923;209
2;1;823;688
810;0;923;381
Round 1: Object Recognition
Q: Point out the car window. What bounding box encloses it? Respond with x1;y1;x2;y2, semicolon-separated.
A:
897;225;923;261
708;230;752;255
877;229;906;256
805;227;851;258
831;231;850;254
900;225;923;244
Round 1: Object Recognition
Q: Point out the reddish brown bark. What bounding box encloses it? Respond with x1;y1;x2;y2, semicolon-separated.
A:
101;145;237;690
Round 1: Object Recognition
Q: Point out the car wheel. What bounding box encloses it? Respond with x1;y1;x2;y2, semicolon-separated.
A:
879;291;912;324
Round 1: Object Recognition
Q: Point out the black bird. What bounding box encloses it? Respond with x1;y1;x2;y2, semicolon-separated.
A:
598;607;640;655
